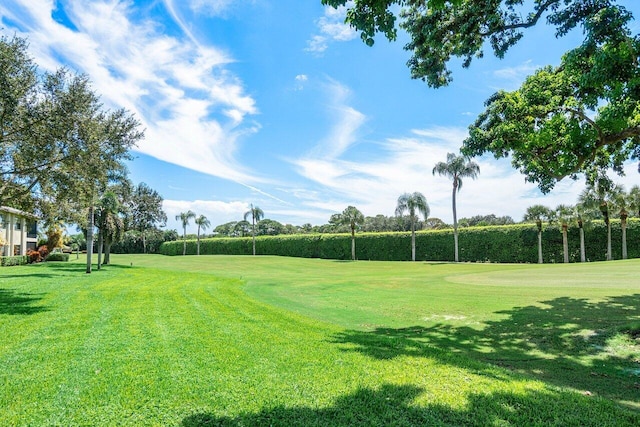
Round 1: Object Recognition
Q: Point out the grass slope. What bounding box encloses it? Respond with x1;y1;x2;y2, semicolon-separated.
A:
1;255;639;426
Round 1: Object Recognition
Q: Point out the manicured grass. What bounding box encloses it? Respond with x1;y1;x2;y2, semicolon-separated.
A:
1;255;639;426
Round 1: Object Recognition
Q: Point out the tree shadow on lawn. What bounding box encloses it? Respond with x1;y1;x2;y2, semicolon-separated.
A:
0;288;49;315
332;295;640;405
181;383;639;426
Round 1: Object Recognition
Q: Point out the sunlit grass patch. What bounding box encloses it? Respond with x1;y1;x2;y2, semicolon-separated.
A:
1;255;639;425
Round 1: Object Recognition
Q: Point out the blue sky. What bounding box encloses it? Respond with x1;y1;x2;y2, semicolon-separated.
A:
2;0;639;233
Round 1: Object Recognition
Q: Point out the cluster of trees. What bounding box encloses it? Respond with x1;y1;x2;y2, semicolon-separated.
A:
322;0;640;193
195;153;480;262
525;182;640;264
0;34;168;271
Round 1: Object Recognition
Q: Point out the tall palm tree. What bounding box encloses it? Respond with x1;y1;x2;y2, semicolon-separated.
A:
244;204;264;256
395;192;430;261
194;214;211;256
612;188;630;259
573;204;592;263
176;210;196;256
555;204;572;263
523;204;553;264
578;180;622;261
338;206;365;261
433;153;480;262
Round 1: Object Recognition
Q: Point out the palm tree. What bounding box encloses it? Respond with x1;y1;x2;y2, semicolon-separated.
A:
432;153;480;262
612;188;630;259
194;215;211;256
554;204;572;263
578;180;622;261
573;204;592;263
338;206;365;261
244;204;264;256
395;192;430;261
523;204;553;264
630;185;640;217
176;210;196;256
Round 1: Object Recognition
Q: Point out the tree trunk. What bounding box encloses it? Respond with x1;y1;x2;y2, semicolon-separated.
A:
183;226;187;256
103;242;111;265
411;219;416;261
579;226;585;262
606;220;612;261
197;227;201;256
351;227;356;261
562;224;569;263
142;230;147;254
621;214;628;259
97;230;103;270
452;185;459;262
86;206;94;274
252;220;256;256
536;220;543;264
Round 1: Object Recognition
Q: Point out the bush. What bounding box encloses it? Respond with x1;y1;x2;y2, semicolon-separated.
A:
27;249;43;264
0;256;28;267
45;253;69;262
159;219;640;263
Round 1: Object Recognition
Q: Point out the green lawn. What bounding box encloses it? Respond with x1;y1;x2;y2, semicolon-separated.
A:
1;255;639;426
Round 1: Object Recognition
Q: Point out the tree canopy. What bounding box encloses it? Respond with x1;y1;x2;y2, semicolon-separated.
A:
323;1;640;190
322;0;630;87
0;35;143;221
463;6;640;192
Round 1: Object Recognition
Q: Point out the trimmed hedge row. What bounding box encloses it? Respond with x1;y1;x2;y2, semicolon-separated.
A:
159;219;640;263
0;255;28;267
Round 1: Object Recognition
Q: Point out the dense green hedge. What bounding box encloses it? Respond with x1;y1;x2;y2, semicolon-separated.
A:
159;219;640;263
0;255;28;266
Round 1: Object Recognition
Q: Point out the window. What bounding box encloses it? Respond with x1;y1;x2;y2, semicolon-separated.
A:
15;220;22;230
13;245;21;256
0;214;4;228
27;221;37;238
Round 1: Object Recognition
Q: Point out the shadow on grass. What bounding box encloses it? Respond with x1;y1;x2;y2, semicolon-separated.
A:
44;262;136;272
181;383;639;426
332;295;640;405
0;288;49;315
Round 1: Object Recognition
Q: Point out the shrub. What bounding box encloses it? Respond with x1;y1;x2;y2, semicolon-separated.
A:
0;256;28;267
27;249;43;264
45;252;69;262
38;245;49;260
159;219;640;263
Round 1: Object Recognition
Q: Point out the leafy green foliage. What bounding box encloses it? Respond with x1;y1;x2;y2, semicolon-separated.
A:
463;5;640;191
0;255;27;266
161;219;640;263
44;252;69;262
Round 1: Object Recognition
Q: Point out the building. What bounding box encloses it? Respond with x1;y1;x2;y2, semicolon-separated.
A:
0;206;38;256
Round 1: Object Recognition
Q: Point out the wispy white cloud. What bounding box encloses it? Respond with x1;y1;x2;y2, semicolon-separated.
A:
307;79;365;159
305;2;357;54
0;0;260;184
285;79;616;225
492;60;540;90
